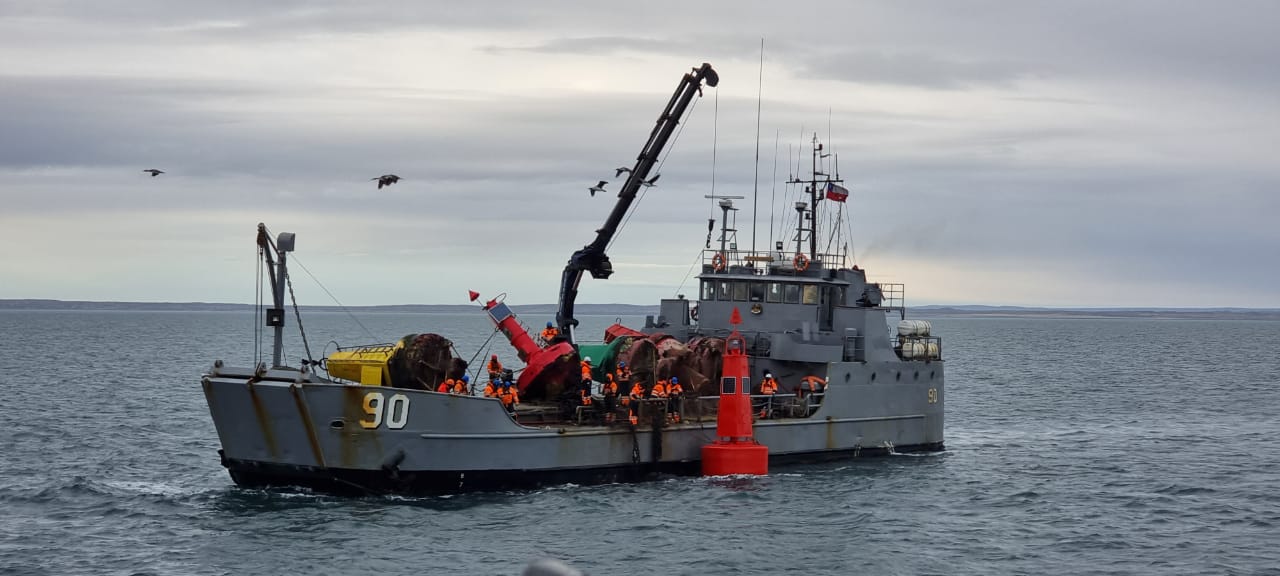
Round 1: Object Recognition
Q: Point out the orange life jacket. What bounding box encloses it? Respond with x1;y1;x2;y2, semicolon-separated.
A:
761;378;778;395
651;381;668;398
616;368;632;383
483;383;497;398
499;386;518;406
486;359;503;374
602;380;618;396
630;383;645;400
438;379;453;393
580;361;593;380
669;383;684;397
541;328;559;341
452;379;468;394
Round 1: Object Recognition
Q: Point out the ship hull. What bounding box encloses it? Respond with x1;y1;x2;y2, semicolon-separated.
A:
203;359;943;494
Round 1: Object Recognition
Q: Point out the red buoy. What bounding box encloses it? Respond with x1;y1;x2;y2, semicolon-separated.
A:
702;307;768;476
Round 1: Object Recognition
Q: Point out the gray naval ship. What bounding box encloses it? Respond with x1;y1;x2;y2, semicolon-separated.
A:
202;62;944;494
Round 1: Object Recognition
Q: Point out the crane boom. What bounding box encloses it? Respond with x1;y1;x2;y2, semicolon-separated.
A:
555;63;718;344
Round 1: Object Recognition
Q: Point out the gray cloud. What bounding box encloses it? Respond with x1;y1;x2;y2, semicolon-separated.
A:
1;2;1277;307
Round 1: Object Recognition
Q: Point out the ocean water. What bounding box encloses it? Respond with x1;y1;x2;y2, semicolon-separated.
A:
1;310;1278;575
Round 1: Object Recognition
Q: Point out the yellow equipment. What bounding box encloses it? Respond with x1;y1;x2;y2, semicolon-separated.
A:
325;342;402;386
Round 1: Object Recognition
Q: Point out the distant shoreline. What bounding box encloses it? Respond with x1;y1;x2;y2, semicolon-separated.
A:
2;299;1279;320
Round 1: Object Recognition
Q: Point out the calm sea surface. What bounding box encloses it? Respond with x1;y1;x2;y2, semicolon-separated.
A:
1;310;1278;575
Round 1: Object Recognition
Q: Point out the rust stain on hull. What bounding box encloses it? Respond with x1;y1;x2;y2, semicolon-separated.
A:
290;384;327;468
247;381;280;459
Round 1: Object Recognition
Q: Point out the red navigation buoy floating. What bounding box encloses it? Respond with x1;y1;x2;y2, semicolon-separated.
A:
702;307;768;476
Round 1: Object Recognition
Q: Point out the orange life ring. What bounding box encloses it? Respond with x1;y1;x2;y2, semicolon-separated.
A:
711;252;727;271
793;253;810;271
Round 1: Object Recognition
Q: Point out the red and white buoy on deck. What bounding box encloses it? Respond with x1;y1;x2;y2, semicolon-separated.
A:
701;307;768;476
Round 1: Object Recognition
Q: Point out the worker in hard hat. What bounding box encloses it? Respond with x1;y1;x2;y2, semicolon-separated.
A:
615;361;632;387
579;356;594;406
486;354;503;382
498;380;519;413
601;373;619;423
540;322;559;344
667;376;684;423
759;371;779;418
483;377;499;398
452;374;470;394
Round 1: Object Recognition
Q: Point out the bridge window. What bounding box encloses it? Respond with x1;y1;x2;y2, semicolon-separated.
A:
766;283;782;303
803;284;819;305
732;282;748;302
784;284;800;304
717;280;731;301
749;283;765;302
701;280;715;301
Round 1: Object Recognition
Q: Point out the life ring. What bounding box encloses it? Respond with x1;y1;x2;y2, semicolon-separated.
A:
711;252;727;271
689;304;699;321
793;253;810;271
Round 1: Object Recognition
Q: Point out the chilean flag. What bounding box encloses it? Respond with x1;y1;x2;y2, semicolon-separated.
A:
824;182;849;202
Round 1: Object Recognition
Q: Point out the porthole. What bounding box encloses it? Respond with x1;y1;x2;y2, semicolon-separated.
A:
329;419;345;430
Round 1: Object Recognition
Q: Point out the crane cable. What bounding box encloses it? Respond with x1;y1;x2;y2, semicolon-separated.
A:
606;93;704;252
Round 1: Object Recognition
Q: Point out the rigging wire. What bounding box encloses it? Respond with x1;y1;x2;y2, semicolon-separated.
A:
768;129;779;252
284;271;315;365
606;92;703;252
673;249;706;297
289;254;379;343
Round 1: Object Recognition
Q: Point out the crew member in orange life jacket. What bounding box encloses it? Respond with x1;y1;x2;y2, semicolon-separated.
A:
452;374;470;394
601;373;619;423
627;380;645;425
579;357;594;405
498;381;519;412
437;377;453;394
759;371;779;418
486;354;503;382
540;322;559;344
667;376;684;423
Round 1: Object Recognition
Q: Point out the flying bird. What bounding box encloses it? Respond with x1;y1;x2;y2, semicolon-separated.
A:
142;169;164;177
372;174;401;189
614;166;632;178
588;180;608;197
641;174;661;187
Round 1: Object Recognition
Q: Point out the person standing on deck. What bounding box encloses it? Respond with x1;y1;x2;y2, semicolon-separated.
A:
627;380;646;425
483;378;499;398
579;357;594;406
759;371;779;418
540;322;559;344
651;377;669;420
498;381;519;413
615;361;632;387
486;354;503;382
601;373;619;423
667;376;684;423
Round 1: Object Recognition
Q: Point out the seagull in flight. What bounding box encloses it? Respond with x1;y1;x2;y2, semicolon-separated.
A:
588;180;608;197
641;174;661;187
142;169;164;177
372;174;401;189
614;166;632;178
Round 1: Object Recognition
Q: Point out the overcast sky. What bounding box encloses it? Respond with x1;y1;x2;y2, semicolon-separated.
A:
1;1;1277;308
